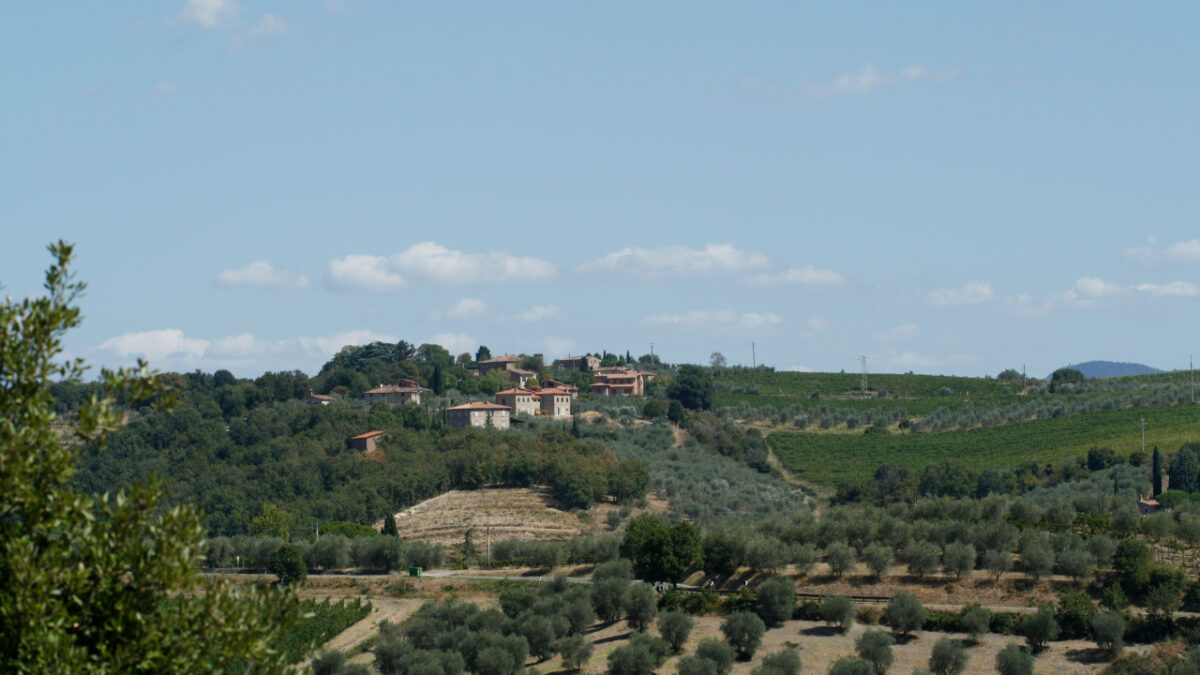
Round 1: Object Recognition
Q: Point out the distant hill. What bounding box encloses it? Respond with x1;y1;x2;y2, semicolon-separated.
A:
1054;360;1162;379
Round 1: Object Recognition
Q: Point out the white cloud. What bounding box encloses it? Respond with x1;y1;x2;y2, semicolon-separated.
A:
392;242;555;284
642;309;780;331
427;333;477;355
889;351;938;368
1073;277;1128;299
99;329;209;362
445;297;487;319
808;317;830;331
216;260;310;289
1166;240;1200;263
327;254;406;291
747;265;845;287
514;305;564;322
1136;281;1200;298
806;63;961;98
581;244;770;278
208;333;259;356
247;13;287;37
925;281;994;307
177;0;241;28
542;337;577;356
150;79;184;95
876;323;921;342
739;312;782;329
1124;236;1200;265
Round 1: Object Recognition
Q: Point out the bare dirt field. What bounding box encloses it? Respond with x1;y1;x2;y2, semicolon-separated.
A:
385;487;669;547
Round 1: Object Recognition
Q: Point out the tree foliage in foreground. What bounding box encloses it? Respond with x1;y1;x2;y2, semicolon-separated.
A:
0;242;299;672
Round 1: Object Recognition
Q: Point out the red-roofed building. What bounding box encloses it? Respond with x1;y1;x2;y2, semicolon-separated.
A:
590;367;652;397
349;430;386;452
447;401;512;429
542;379;580;399
305;390;335;406
535;388;573;418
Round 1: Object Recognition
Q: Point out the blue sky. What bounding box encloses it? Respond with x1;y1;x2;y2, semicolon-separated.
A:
3;2;1198;378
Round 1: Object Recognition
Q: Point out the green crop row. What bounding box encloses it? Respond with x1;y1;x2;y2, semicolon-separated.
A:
277;598;372;663
716;370;1016;398
770;402;1200;487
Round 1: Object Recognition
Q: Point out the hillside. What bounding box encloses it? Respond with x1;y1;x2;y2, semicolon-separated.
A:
1055;360;1162;379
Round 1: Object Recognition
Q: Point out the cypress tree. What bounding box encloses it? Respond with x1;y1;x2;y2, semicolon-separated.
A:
1153;446;1163;497
382;513;399;537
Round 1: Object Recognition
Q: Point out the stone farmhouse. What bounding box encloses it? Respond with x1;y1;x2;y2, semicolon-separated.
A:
494;387;573;419
362;379;422;406
447;401;512;429
557;355;600;371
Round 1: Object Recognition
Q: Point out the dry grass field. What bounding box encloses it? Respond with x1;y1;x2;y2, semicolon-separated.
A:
385;487;669;546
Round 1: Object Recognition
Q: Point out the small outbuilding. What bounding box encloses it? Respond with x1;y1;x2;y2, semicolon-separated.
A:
349;430;386;452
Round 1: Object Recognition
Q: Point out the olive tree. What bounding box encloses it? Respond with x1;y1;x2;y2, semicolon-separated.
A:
854;629;894;674
905;541;941;579
995;643;1033;675
658;610;694;653
928;637;968;675
1020;606;1060;652
751;648;802;675
883;591;927;637
720;612;766;661
1091;610;1125;656
825;541;857;578
822;595;856;633
755;577;796;627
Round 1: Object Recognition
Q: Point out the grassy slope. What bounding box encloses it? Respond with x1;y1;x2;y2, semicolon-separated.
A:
771;401;1200;486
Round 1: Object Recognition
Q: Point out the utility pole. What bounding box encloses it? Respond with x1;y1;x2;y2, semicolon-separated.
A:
650;343;654;359
860;355;869;393
487;526;491;570
1191;355;1195;403
1022;364;1027;391
752;342;756;369
1142;417;1146;455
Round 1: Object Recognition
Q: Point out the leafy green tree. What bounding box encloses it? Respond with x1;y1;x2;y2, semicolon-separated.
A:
625;583;658;631
668;399;686;424
658;610;694;652
1153;446;1163;496
642;399;666;419
1049;367;1084;391
1091;610;1125;656
0;242;299;672
754;577;795;627
592;579;628;624
928;637;967;675
1056;590;1095;638
476;345;492;363
1020;606;1060;652
621;515;702;584
1171;448;1200;493
855;629;894;674
883;591;927;637
997;369;1021;381
249;502;291;539
822;595;856;633
751;648;802;675
703;531;737;577
668;365;714;411
269;543;308;585
311;650;347;675
995;643;1033;675
382;512;399;537
720;612;765;661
